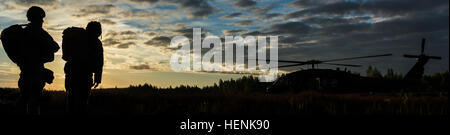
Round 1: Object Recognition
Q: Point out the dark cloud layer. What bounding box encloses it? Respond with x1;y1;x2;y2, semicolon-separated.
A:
129;0;159;4
303;16;371;26
290;0;342;8
73;4;116;17
98;18;117;25
15;0;57;6
144;36;171;47
234;0;257;9
228;0;449;74
129;0;217;18
223;29;247;35
60;0;446;74
270;21;311;35
117;42;136;49
222;12;243;19
230;20;253;26
102;30;139;49
103;38;120;46
130;63;151;70
287;0;449;18
117;10;156;18
173;0;217;18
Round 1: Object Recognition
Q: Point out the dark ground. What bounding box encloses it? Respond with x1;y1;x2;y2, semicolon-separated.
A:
0;88;448;116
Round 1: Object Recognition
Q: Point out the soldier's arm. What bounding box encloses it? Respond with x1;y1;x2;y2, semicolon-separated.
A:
94;41;104;84
44;31;60;53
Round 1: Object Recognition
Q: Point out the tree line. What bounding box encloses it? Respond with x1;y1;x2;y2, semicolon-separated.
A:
127;67;448;93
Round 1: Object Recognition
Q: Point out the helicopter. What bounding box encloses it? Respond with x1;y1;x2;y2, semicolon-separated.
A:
265;38;441;93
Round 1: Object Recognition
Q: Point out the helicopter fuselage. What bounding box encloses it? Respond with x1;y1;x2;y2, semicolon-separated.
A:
267;69;400;93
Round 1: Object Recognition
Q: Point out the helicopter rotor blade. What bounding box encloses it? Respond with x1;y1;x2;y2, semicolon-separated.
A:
323;53;392;62
277;60;307;64
428;56;442;59
198;71;265;75
277;63;306;68
323;63;362;67
252;59;307;64
404;54;420;58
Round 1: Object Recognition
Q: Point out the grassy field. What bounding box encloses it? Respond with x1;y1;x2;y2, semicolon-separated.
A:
0;87;448;116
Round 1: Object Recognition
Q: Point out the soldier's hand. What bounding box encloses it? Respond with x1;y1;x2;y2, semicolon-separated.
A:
93;76;101;88
93;82;100;88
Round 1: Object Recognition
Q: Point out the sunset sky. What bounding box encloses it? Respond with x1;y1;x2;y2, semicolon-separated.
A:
0;0;448;90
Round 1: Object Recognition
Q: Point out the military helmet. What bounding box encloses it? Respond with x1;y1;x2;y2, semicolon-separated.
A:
27;6;46;21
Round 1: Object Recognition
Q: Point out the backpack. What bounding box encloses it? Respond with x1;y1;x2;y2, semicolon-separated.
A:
62;27;88;62
0;24;27;64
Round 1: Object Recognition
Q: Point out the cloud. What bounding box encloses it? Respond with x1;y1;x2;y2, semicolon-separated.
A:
260;13;282;19
117;42;136;49
242;31;268;37
286;0;449;18
129;63;161;71
303;16;371;27
14;0;57;6
81;4;116;14
311;11;449;42
144;36;171;47
0;1;15;10
173;0;218;18
273;0;448;48
316;23;370;35
98;18;116;25
129;0;159;4
117;10;157;18
234;0;257;9
286;2;360;18
269;1;448;73
129;0;218;18
371;12;449;36
233;3;281;20
269;21;312;35
222;29;247;35
73;4;116;17
129;63;151;70
102;38;121;46
229;20;253;27
105;30;138;40
221;12;243;19
102;30;139;49
119;30;137;35
173;27;209;39
145;32;157;36
289;0;343;8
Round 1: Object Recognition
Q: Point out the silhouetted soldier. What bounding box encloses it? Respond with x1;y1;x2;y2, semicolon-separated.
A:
63;21;103;114
17;6;59;115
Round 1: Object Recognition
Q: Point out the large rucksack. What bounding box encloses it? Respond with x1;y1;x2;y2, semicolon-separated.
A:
0;24;27;64
62;27;91;74
62;27;89;62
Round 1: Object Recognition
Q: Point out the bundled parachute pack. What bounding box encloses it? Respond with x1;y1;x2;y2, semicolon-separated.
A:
0;24;27;64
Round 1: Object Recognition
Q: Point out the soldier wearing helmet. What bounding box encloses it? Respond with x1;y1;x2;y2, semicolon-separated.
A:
17;6;60;115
